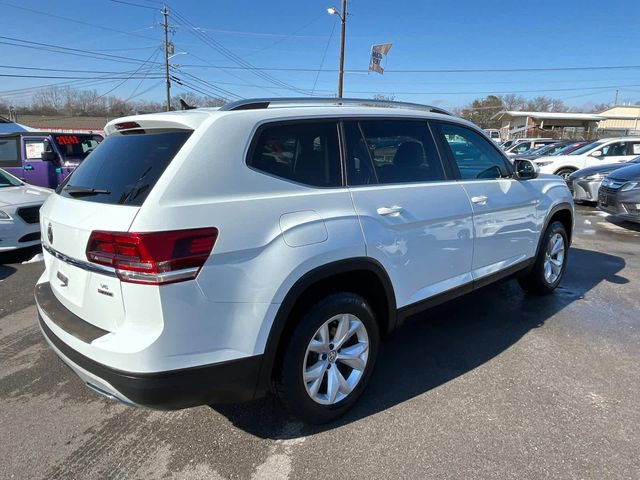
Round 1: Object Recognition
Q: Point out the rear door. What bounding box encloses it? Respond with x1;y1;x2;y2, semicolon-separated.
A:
40;129;192;332
433;122;539;279
344;119;474;308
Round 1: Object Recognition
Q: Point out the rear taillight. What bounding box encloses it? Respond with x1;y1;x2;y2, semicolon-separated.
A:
86;228;218;285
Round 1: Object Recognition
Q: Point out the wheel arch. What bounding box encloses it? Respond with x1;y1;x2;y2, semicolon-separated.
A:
535;202;574;257
255;257;397;394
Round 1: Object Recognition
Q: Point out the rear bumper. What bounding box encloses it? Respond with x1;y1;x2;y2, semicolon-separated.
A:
36;282;263;409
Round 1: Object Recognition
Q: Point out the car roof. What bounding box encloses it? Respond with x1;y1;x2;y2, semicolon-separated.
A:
104;97;480;135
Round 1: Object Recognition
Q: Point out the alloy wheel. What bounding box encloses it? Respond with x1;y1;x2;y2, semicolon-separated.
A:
544;232;565;284
302;313;369;405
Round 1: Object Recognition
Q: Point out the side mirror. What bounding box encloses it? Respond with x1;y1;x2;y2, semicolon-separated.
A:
590;150;603;157
514;159;539;180
41;150;58;162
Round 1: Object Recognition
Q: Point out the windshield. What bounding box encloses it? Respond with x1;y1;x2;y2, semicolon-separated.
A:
570;141;603;156
0;168;22;187
52;134;103;159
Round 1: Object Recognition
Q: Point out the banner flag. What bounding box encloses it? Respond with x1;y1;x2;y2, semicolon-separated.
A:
369;43;392;74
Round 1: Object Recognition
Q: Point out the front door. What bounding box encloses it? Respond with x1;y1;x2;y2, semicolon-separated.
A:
343;119;474;308
22;136;56;187
433;122;539;280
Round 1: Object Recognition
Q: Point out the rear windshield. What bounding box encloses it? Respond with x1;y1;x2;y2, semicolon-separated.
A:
58;130;192;206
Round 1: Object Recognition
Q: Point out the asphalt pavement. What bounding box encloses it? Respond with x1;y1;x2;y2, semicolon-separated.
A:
1;205;639;479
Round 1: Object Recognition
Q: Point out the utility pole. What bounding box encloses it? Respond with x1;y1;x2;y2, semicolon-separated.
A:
614;89;619;106
337;0;347;98
162;5;171;111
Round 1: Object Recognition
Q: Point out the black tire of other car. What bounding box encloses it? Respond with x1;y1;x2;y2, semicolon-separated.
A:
518;221;569;295
554;167;576;180
274;293;380;424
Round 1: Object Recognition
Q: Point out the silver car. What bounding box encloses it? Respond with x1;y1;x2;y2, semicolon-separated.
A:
567;156;640;203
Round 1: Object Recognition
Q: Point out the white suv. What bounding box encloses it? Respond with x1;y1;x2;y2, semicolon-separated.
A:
534;137;640;179
35;98;574;424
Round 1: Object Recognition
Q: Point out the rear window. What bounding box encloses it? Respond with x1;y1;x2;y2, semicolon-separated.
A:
53;134;102;159
59;130;191;206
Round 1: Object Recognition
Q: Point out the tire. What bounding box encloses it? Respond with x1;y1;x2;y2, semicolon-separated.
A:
518;221;569;295
274;292;380;424
554;168;576;180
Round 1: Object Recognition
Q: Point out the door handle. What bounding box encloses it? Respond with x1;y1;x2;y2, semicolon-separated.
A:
471;195;488;205
377;205;403;216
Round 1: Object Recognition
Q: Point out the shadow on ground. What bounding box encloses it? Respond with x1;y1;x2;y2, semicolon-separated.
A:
212;247;627;438
606;216;640;232
0;246;42;282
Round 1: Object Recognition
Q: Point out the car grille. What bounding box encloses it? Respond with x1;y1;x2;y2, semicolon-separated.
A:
599;185;619;196
16;206;41;224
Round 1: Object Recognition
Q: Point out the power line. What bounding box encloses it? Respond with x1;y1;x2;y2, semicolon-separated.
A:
177;64;640;74
0;36;164;66
108;0;158;10
169;8;311;95
98;47;162;98
0;0;159;42
0;64;162;75
0;73;163;80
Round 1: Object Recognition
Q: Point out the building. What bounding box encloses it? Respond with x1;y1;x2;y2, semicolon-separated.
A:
11;114;110;134
493;111;603;140
596;106;640;136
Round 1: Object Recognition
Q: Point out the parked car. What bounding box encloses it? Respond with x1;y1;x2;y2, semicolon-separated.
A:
0;168;51;252
0;132;103;189
484;129;501;143
504;139;556;157
568;156;640;203
598;162;640;223
514;141;573;159
35;98;574;424
534;137;640;179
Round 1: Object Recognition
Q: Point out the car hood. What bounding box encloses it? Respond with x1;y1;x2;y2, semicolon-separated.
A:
607;163;640;182
571;162;631;179
0;184;52;207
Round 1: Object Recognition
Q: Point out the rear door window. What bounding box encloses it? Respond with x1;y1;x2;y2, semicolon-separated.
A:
344;119;445;185
59;130;192;206
248;121;341;187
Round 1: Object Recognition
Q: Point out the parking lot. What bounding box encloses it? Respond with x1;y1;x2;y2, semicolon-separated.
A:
1;204;638;480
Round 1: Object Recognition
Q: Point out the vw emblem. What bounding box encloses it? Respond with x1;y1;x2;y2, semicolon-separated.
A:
47;223;53;244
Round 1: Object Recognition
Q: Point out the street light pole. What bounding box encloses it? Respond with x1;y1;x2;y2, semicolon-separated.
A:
337;0;347;98
162;5;171;111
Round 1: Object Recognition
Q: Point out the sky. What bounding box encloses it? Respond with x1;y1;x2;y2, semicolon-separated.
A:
1;0;640;110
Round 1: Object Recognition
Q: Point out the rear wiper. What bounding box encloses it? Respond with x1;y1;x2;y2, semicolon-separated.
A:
63;186;111;196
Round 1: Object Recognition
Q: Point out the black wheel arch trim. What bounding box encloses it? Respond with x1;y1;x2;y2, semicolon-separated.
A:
256;257;397;394
534;202;574;259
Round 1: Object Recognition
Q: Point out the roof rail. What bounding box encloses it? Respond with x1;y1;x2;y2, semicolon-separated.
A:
219;97;452;116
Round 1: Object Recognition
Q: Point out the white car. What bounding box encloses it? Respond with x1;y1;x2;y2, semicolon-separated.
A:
0;168;51;252
504;138;556;157
35;98;574;424
534;137;640;179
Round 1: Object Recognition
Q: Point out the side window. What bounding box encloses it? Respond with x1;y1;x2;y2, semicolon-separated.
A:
437;123;510;180
601;142;626;157
0;138;20;167
512;142;531;154
24;139;46;160
627;142;640;155
248;122;341;187
344;119;444;185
